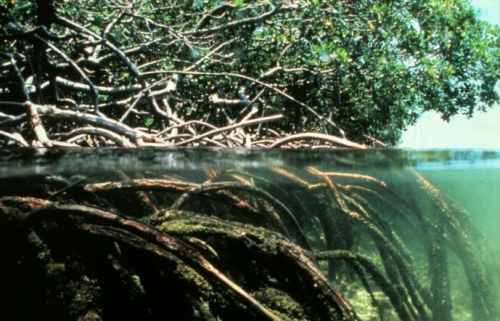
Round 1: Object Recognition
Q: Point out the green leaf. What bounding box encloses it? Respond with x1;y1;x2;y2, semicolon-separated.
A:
193;0;203;10
144;117;154;128
190;47;201;59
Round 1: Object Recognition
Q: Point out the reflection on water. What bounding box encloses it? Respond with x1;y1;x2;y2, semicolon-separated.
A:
0;148;498;321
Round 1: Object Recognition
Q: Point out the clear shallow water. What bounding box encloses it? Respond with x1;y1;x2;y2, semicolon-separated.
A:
0;148;498;321
420;168;500;244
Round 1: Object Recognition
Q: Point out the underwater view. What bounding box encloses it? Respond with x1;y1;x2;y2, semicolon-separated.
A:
0;148;498;321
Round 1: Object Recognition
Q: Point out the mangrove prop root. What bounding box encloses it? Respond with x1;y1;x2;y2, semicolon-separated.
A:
2;197;286;321
0;162;497;321
85;178;311;249
160;215;360;321
0;196;359;321
170;181;311;249
316;250;416;321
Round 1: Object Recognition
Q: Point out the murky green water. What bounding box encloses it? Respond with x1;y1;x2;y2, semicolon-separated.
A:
0;148;498;321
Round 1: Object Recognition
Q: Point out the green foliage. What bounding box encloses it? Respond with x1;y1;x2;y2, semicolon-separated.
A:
144;116;154;128
276;0;499;143
1;0;498;145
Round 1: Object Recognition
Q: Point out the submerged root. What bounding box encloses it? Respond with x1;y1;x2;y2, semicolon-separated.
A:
0;196;358;321
0;158;496;321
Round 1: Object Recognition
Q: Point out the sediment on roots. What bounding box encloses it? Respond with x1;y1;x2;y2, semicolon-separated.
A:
0;160;496;321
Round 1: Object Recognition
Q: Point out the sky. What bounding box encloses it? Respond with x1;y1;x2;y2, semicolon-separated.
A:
400;0;500;149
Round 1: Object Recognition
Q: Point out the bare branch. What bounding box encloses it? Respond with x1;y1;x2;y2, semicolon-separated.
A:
54;76;141;94
31;102;156;143
175;114;283;146
140;70;344;135
35;35;100;113
268;133;367;149
56;126;136;147
0;130;29;146
27;102;51;146
185;3;284;36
